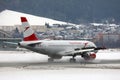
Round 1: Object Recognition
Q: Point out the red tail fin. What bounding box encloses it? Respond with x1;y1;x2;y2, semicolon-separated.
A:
21;17;38;41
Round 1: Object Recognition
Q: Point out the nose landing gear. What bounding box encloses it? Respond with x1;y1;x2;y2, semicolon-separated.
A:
69;55;76;63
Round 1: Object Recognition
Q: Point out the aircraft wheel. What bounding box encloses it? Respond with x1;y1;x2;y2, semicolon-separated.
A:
69;58;76;63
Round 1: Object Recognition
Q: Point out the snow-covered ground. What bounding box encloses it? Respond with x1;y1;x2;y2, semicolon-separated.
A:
0;49;120;80
0;49;120;63
0;68;120;80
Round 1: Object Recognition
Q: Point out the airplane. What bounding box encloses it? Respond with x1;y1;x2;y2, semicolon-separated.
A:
18;17;106;62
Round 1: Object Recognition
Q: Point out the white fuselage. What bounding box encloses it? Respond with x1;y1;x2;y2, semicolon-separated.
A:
19;40;97;58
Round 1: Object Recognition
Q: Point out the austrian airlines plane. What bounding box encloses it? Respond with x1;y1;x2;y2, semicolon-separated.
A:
18;17;105;62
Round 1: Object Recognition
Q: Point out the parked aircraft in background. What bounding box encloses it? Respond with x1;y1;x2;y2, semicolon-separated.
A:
18;17;106;62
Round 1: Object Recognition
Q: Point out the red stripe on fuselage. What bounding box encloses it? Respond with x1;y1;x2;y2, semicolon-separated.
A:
23;33;38;41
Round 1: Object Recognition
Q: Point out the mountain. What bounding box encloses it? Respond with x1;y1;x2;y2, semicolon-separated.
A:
0;0;120;23
0;10;67;26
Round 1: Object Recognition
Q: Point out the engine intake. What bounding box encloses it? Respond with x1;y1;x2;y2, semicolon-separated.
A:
81;53;96;60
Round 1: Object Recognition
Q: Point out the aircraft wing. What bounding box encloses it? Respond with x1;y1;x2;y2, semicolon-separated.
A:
3;41;18;48
3;41;18;45
58;47;106;56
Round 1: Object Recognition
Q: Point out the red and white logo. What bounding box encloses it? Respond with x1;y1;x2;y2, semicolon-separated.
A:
21;17;38;41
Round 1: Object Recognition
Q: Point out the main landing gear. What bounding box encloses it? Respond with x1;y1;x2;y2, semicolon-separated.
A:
69;55;76;63
48;58;54;62
48;55;62;62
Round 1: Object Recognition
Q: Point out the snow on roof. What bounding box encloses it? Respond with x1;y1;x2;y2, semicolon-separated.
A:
90;23;104;26
0;9;67;26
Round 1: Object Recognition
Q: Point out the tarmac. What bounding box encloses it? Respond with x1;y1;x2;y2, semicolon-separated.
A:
0;49;120;80
0;49;120;69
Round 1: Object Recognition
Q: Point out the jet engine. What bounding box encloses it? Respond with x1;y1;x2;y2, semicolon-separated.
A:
81;52;96;60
